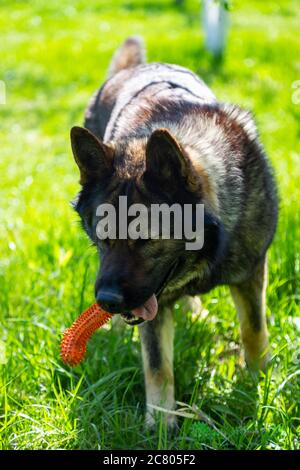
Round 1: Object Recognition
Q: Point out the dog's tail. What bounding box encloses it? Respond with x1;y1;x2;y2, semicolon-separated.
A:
107;36;145;78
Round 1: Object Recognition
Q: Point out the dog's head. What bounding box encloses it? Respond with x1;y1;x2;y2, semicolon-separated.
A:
70;126;225;324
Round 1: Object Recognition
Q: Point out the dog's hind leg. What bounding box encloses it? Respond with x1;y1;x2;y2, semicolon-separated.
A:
230;257;270;371
138;307;176;430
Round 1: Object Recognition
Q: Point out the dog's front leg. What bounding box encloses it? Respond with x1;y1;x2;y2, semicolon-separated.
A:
138;306;176;430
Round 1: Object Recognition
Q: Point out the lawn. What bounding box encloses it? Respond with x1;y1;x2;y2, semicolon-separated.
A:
0;0;299;450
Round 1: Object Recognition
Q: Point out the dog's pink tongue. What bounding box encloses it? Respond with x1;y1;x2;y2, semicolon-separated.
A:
131;294;158;321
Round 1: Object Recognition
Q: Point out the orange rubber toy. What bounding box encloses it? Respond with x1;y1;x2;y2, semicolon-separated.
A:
61;303;113;366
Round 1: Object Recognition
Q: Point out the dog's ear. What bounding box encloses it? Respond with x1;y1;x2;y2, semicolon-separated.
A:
144;128;200;194
70;126;113;185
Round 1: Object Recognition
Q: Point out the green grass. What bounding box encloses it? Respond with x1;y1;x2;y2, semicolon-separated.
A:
0;0;300;450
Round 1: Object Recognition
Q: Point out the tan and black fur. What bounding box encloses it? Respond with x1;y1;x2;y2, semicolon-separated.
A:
70;37;278;428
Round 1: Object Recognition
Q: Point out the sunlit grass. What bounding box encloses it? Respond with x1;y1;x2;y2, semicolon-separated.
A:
0;0;299;450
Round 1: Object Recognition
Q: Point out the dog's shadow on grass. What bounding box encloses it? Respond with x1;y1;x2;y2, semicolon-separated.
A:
214;368;263;449
172;299;262;448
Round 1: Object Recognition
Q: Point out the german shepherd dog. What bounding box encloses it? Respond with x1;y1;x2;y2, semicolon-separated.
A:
70;37;278;428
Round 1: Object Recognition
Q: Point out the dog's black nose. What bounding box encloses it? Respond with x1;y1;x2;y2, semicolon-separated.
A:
96;288;124;313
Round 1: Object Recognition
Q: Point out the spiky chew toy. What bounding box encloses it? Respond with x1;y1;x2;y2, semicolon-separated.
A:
61;303;113;366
